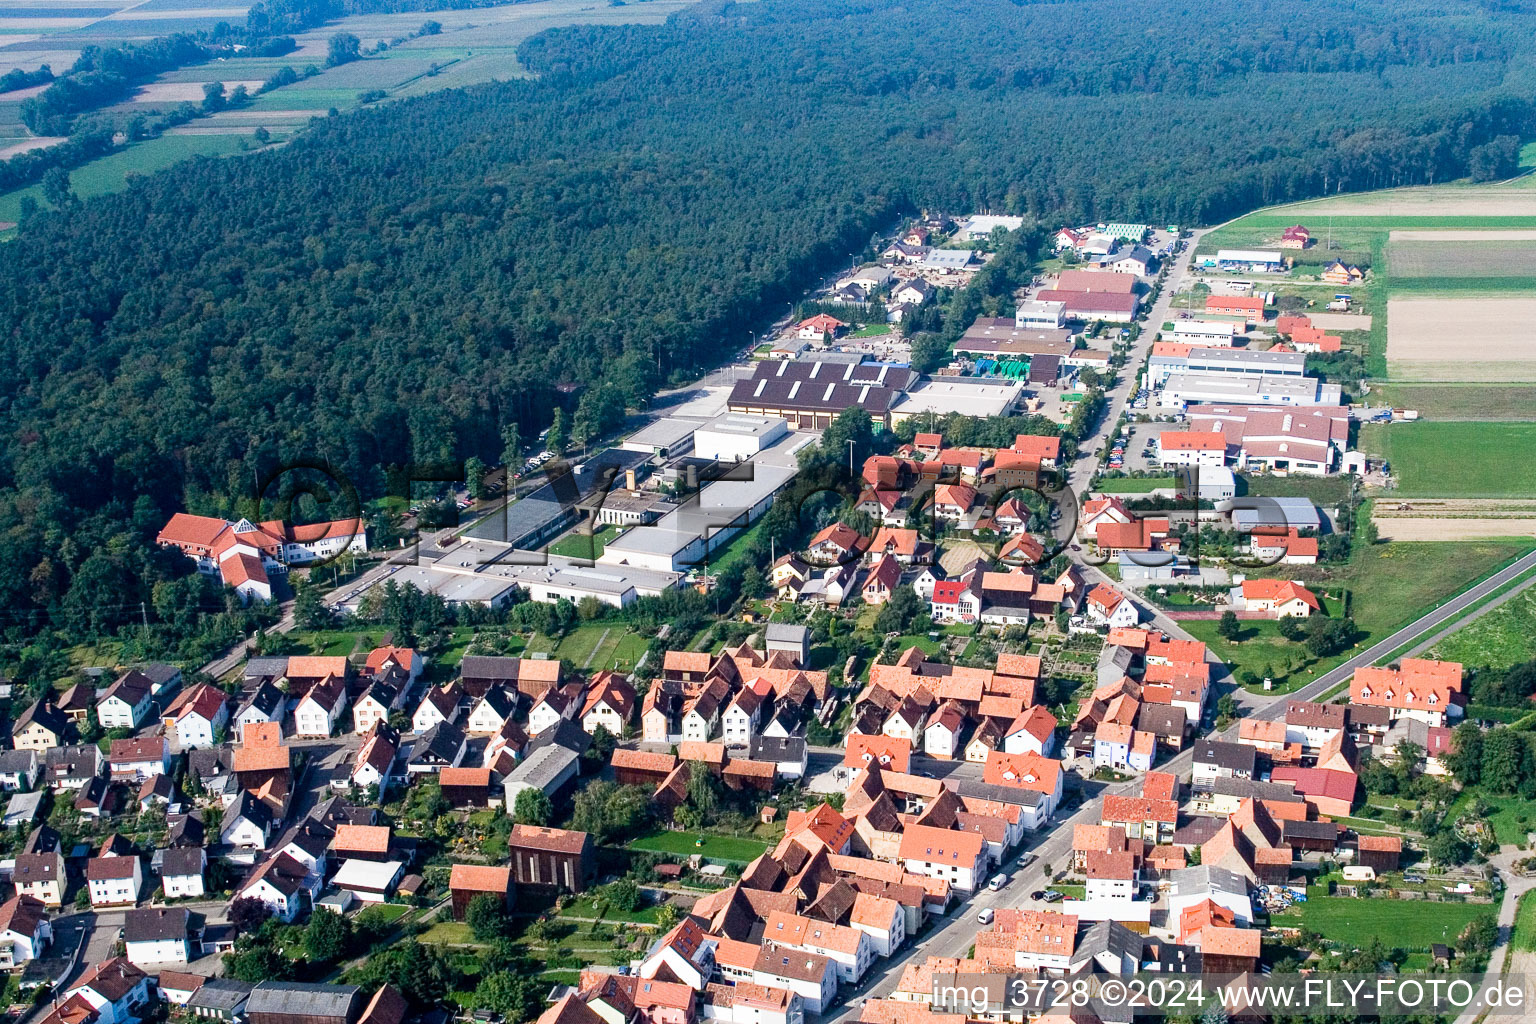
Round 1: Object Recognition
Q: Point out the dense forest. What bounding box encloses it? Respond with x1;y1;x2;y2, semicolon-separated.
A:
1;0;1535;653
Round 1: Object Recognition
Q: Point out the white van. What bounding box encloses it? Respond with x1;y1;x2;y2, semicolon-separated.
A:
977;907;995;925
988;873;1008;891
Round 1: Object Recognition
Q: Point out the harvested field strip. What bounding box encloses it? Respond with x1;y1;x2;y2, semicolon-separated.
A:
1391;275;1536;294
1369;384;1536;421
1387;239;1536;277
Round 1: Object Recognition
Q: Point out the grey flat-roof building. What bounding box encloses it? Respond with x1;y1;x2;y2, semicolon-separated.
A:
621;417;698;457
1230;497;1320;532
246;982;361;1024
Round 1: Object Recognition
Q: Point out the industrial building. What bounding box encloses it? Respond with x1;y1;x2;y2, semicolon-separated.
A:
727;359;918;430
1157;373;1343;409
1148;346;1307;386
693;413;791;462
889;377;1024;424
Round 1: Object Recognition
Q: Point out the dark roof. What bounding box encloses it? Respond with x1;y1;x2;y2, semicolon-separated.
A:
474;688;517;720
45;744;101;781
729;360;917;416
751;736;807;763
0;748;37;774
527;718;592;757
138;663;181;686
188;746;232;779
160;846;206;877
16;700;67;738
247;982;361;1020
1071;919;1144;966
168;812;206;848
1282;819;1343;842
1193;739;1256;773
244;657;290;679
1135;704;1187;738
229;791;274;831
239;681;286;718
1345;704;1393;728
408;723;466;766
189;979;254;1013
123;907;188;943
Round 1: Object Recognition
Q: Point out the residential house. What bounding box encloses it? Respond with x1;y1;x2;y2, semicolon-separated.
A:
363;646;422;686
221;792;275;850
108;737;171;781
233;682;285;741
580;673;636;736
0;749;40;791
294;677;348;738
1003;706;1058;757
238;854;317;923
353;724;398;791
1238;579;1320;618
751;943;836;1014
0;894;51;969
1191;740;1257;791
13;701;68;752
1350;658;1465;727
529;686;580;736
1283;701;1345;751
87;847;144;908
722;688;764;748
898;824;987;893
351;682;401;736
122;908;189;966
406;722;467;774
763;911;874;985
14;850;66;906
43;744;101;791
862;555;902;605
160;846;207;899
163;684;230;750
1084;585;1139;628
70;958;152;1024
98;672;156;730
467;688;517;737
922;703;967;760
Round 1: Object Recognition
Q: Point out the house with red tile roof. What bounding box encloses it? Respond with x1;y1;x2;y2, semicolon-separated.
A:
1350;658;1465;727
156;513;366;603
1238;578;1321;618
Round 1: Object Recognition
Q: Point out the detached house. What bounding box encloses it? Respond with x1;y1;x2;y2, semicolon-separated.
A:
109;737;171;781
14;701;68;753
87;841;144;907
13;850;66;906
1351;658;1465;728
1084;585;1139;628
294;677;348;738
467;688;517;737
580;673;636;736
529;685;580;736
164;683;229;750
159;846;207;899
98;671;156;730
352;681;401;736
238;853;317;923
233;682;285;740
0;894;51;968
413;684;461;734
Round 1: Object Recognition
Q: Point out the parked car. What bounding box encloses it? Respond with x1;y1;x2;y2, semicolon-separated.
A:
977;907;995;925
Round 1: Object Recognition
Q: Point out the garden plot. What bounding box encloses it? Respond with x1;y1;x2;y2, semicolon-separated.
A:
1373;499;1536;542
1386;297;1536;380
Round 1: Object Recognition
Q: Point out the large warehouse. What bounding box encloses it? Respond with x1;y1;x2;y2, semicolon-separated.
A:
726;359;919;429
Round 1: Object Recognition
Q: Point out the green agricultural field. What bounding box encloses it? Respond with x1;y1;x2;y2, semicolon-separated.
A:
1428;587;1536;671
1370;384;1536;421
0;133;249;223
1270;897;1494;951
535;623;648;672
248;88;366;111
628;830;770;864
1360;422;1536;497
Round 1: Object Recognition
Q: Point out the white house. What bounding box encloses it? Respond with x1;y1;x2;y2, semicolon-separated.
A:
898;824;988;893
848;892;905;958
722;689;764;747
163;684;229;750
108;737;171;781
0;749;40;791
122;908;189;966
98;671;155;730
763;912;874;986
159;847;206;899
882;699;928;748
87;856;143;908
238;853;317;923
1084;585;1138;629
466;689;517;737
922;703;967;760
681;691;723;743
579;674;635;736
528;687;578;736
70;958;152;1024
220;793;274;851
233;682;285;741
750;943;837;1015
351;681;400;735
413;684;461;734
0;894;51;969
1084;851;1137;903
294;677;348;738
1003;706;1058;758
353;728;397;791
1157;432;1228;469
639;919;718;990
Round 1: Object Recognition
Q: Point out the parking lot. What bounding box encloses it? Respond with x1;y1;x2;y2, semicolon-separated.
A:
1101;421;1164;474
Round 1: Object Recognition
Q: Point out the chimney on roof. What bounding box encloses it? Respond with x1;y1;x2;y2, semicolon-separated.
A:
626;469;637;492
686;465;697;490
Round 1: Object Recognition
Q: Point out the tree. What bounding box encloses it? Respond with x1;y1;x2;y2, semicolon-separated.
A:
1444;722;1484;785
569;781;652;844
304;907;353;962
1480;727;1533;794
465;456;487;500
229;896;271;933
1305;616;1354;658
501;421;523;472
547;409;568;454
1216;610;1240;640
225;941;292;982
1277;615;1307;642
1424;829;1470;867
604;877;642;912
294;583;333;630
874;587;928;635
466;892;512;941
326;32;361;67
513;787;553;826
473;972;540;1022
653;902;679;933
584;724;617;769
682;763;723;826
202;81;226;113
40;166;74;208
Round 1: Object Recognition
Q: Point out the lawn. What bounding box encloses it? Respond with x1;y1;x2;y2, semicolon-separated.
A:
543;624;648;672
1427;586;1536;671
1270;897;1494;952
549;523;616;560
1360;423;1536;497
0;133;249;224
628;829;770;864
1447;791;1536;845
563;896;660;924
851;323;892;338
420;921;478;945
1198;539;1534;690
1514;890;1536;952
1239;474;1352;504
1094;477;1174;493
1370;384;1536;421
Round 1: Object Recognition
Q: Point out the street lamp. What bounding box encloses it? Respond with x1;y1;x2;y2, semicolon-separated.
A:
847;439;855;476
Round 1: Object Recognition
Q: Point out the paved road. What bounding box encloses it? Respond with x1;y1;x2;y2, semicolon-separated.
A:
1454;847;1535;1024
